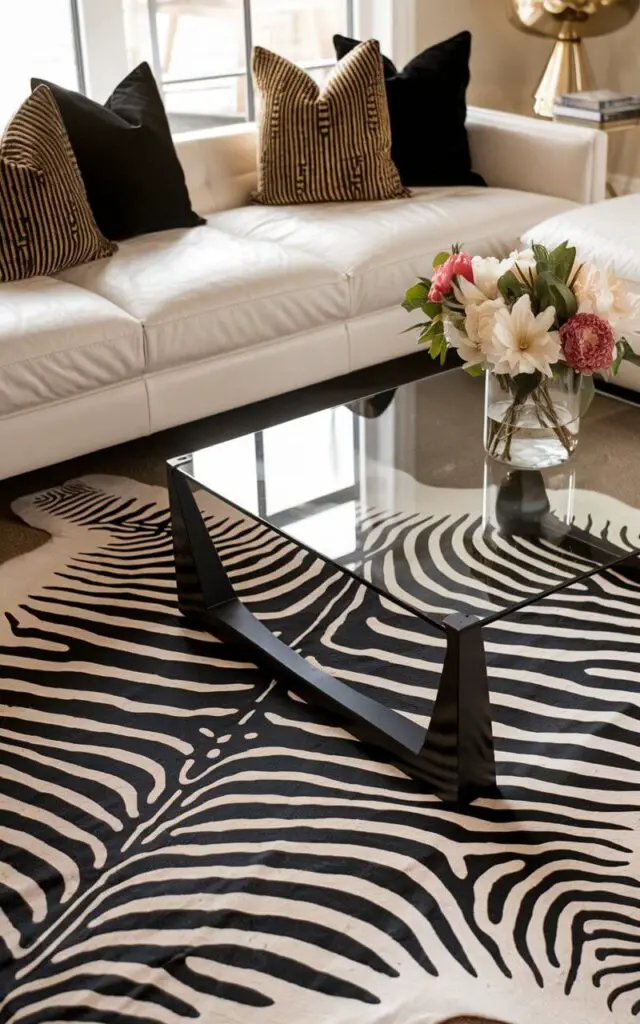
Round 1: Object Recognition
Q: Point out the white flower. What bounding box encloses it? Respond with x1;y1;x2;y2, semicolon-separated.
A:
453;273;490;307
490;294;562;376
470;256;505;300
455;251;538;308
508;247;537;282
443;298;505;368
466;297;506;350
575;262;640;328
443;317;485;368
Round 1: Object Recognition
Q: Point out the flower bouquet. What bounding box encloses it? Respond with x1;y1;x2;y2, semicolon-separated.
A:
403;242;640;468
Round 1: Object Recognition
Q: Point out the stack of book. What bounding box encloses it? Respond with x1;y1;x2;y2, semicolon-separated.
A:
553;90;640;124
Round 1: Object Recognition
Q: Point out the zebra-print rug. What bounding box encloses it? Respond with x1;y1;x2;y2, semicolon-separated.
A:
2;473;640;1024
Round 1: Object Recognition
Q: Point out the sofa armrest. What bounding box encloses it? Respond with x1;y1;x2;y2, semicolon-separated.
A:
467;107;608;205
176;122;258;215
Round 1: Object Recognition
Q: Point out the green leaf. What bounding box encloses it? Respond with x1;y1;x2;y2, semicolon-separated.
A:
568;261;583;291
549;242;577;285
427;319;445;338
430;336;444;360
440;344;448;365
432;251;450;268
423;301;442;319
611;340;626;376
614;337;640;371
417;319;444;345
534;270;577;324
532;243;550;269
498;269;529;306
464;362;485;377
402;281;429;312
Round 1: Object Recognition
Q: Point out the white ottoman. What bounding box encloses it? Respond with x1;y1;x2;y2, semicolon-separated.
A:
523;194;640;394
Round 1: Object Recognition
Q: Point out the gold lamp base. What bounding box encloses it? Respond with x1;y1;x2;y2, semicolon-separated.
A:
510;1;640;119
534;35;592;117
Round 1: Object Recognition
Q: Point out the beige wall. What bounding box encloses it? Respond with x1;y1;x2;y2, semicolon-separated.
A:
415;0;640;187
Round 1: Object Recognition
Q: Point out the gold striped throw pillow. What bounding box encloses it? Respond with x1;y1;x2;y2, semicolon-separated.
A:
252;39;408;205
0;86;116;282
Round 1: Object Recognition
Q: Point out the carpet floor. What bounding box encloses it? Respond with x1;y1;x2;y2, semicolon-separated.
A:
1;353;502;1023
2;464;640;1023
0;354;442;565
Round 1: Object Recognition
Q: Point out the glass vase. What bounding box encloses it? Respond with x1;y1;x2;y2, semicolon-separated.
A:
484;368;585;470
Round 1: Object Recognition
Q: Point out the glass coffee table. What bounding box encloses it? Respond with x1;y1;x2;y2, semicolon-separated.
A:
168;368;640;804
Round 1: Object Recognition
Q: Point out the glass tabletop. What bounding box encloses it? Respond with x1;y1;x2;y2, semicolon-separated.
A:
171;368;640;632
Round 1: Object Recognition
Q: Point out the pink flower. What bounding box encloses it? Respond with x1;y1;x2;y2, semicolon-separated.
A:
449;251;474;284
560;312;615;374
428;251;473;302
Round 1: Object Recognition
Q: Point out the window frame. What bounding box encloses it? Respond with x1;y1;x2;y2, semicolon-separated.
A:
73;0;414;114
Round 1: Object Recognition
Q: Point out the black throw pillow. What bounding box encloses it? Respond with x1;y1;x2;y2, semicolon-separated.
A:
333;31;485;189
31;63;205;240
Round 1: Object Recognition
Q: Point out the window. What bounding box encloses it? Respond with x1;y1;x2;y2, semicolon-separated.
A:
0;1;405;134
122;0;355;130
0;0;82;129
191;407;361;561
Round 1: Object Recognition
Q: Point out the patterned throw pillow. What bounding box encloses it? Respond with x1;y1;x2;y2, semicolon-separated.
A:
252;39;408;205
0;86;116;283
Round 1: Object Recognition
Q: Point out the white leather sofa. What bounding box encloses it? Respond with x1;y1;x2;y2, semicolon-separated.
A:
523;193;640;394
0;108;607;480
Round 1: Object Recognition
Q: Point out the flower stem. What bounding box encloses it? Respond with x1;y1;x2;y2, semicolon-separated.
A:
535;382;573;455
487;375;576;463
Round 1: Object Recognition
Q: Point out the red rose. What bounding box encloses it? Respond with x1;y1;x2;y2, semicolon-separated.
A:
560;313;615;375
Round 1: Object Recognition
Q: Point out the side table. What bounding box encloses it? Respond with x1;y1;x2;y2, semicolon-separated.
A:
554;113;640;197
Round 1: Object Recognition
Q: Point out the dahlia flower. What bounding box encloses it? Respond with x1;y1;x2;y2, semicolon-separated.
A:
560;312;615;374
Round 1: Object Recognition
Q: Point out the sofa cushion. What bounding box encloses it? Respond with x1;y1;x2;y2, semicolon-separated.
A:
522;194;640;396
0;277;143;416
58;225;350;373
0;87;116;283
211;188;578;317
333;31;484;189
252;40;407;205
33;63;205;241
522;194;640;293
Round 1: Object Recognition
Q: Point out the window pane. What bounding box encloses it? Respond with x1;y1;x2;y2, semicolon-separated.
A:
164;75;247;132
251;0;348;65
263;408;356;515
287;501;357;561
192;435;259;514
123;0;246;81
0;0;78;128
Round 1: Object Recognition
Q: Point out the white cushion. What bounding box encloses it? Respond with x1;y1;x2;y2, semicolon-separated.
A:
59;225;349;374
523;194;640;290
211;188;578;317
0;277;144;417
524;195;640;395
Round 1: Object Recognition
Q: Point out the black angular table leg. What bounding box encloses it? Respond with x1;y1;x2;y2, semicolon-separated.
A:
611;553;640;585
419;613;497;803
169;461;236;623
168;464;497;804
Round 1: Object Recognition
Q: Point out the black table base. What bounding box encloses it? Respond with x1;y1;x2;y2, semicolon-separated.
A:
168;466;497;805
